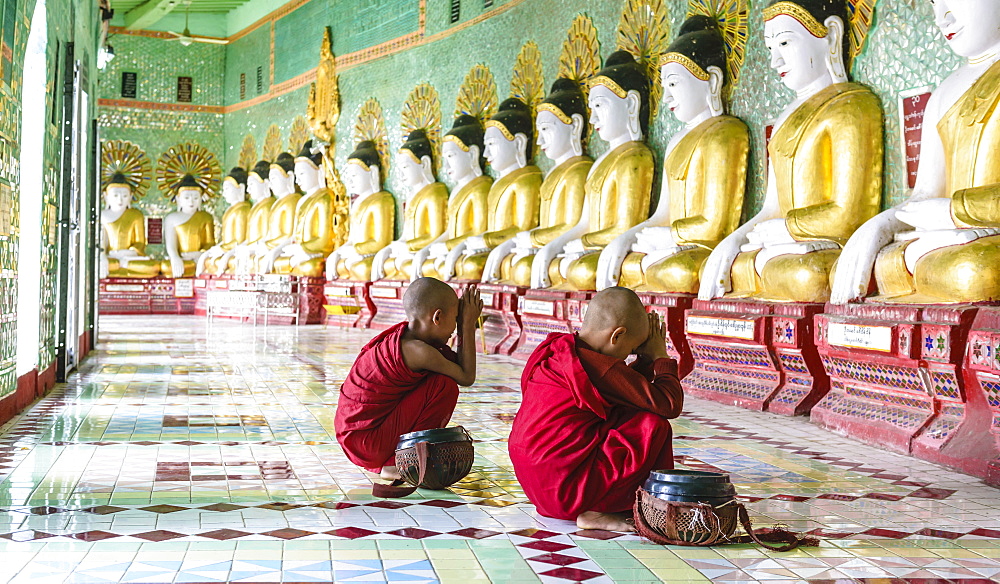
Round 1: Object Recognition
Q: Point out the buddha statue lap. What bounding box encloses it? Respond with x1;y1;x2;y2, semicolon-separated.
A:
600;16;749;294
267;141;337;278
325;141;396;281
372;129;448;281
250;153;299;274
832;0;1000;304
530;51;656;291
415;115;492;281
198;167;251;276
160;174;216;278
699;0;883;304
230;161;276;274
99;173;161;278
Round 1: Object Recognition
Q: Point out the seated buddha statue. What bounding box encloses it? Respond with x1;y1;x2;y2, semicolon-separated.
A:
325;141;396;281
698;0;883;303
99;172;161;278
160;174;216;278
832;0;1000;304
530;50;655;291
482;78;593;286
372;129;448;281
415;115;493;280
231;160;275;274
251;152;299;274
267;141;337;277
599;16;749;293
198;167;251;276
454;98;543;281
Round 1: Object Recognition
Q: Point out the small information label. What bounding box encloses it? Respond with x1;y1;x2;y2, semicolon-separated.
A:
174;279;195;298
370;287;397;298
194;279;207;288
686;316;755;340
177;76;193;103
121;71;137;98
106;284;145;293
899;88;933;190
213;280;228;289
147;218;163;244
827;322;893;352
326;286;351;297
523;299;555;316
480;292;494;306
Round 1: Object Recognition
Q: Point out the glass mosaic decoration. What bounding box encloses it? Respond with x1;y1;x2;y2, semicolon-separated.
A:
101;140;152;199
156;142;222;202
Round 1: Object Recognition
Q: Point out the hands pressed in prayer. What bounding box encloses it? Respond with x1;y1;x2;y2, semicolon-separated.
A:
458;285;484;333
635;312;668;362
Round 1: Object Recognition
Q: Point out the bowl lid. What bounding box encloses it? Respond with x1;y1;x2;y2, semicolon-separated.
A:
396;426;471;448
642;478;736;496
648;469;730;484
644;490;735;504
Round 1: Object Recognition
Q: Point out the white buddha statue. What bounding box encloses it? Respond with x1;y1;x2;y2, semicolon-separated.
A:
161;174;216;278
197;167;249;276
232;161;275;275
247;153;299;274
832;0;1000;304
99;173;161;278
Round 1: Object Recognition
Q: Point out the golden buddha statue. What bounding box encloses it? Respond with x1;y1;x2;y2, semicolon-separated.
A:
198;167;251;276
253;152;299;274
268;141;337;277
231;160;275;274
699;0;883;304
531;50;655;291
326;140;396;281
416;114;493;280
373;129;449;281
99;173;161;278
605;16;749;293
456;98;542;281
160;174;216;278
832;0;1000;304
482;79;592;286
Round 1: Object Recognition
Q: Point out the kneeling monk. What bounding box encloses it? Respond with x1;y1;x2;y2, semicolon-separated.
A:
335;278;483;479
509;287;683;531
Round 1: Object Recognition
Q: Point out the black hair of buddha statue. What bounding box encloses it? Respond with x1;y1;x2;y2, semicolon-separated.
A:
489;97;534;160
251;160;270;181
401;129;434;164
108;171;130;187
445;114;487;170
274;152;295;173
541;78;589;136
296;140;323;167
667;15;728;85
348;140;381;171
766;0;849;58
174;173;201;191
227;166;249;186
596;50;651;136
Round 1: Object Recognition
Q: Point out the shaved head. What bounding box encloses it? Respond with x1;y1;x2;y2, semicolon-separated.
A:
404;277;458;320
582;287;648;333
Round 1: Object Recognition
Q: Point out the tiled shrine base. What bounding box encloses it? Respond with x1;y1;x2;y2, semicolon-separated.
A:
812;303;999;484
638;293;695;378
683;299;829;416
99;278;196;315
1;316;998;584
475;283;526;355
514;289;593;360
369;281;408;331
325;281;376;328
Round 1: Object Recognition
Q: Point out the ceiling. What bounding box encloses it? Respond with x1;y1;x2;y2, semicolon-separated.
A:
110;0;256;33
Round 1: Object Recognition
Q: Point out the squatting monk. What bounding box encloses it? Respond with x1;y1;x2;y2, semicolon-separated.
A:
335;277;483;480
509;287;683;531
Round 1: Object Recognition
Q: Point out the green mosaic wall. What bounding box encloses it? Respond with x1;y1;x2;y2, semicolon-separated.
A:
224;23;270;105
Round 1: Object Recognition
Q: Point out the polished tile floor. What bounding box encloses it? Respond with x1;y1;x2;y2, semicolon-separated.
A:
0;315;998;584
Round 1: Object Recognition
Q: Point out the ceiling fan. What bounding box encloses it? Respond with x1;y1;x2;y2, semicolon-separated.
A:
165;1;229;46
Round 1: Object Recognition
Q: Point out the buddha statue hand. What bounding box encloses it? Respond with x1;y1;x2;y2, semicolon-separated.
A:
287;244;318;268
561;237;588;258
512;230;534;251
99;253;110;279
167;255;186;279
410;245;434;281
463;235;489;255
742;218;796;251
195;246;222;276
427;241;449;260
633;226;677;252
442;242;468;280
698;235;744;301
482;238;517;283
372;241;408;281
830;210;905;305
894;198;956;231
596;225;646;291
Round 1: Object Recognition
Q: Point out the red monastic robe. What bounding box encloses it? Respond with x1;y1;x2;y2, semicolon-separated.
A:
335;322;460;472
508;332;683;520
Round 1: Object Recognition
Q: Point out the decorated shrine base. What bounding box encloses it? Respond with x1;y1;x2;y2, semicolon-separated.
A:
99;277;196;315
639;292;695;378
367;280;407;330
324;281;375;328
192;275;325;325
475;283;526;355
515;288;593;359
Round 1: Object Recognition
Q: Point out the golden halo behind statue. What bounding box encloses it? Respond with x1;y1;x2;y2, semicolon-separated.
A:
401;83;442;176
101;140;152;199
558;14;602;98
156;142;222;202
238;134;258;171
354;97;390;181
454;64;498;124
688;0;748;94
288;116;310;155
846;0;876;65
616;0;671;119
262;124;283;161
512;41;545;114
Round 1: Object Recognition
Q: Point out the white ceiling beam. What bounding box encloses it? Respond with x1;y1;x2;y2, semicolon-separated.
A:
124;0;182;30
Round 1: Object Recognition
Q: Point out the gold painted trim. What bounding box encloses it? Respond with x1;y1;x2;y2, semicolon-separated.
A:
443;134;471;152
484;119;516;141
659;52;711;81
536;103;574;126
294;156;320;169
763;2;827;38
588;76;628;99
399;148;423;165
347;157;372;171
224;176;241;186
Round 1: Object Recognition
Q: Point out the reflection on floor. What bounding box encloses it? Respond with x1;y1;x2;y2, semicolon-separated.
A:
0;315;997;583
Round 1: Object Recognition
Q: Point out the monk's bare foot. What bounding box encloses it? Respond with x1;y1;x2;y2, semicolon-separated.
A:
380;466;402;481
576;510;636;533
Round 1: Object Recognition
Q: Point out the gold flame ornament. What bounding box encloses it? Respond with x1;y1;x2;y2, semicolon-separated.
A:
156;143;222;202
238;134;258;171
101;140;152;198
511;41;545;112
688;0;748;92
558;14;601;96
455;64;498;123
288;116;311;155
401;83;442;174
353;98;390;181
262;124;283;161
616;0;671;119
307;28;340;145
846;0;876;64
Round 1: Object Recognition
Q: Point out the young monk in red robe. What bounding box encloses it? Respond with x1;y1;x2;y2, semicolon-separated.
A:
509;287;683;532
335;277;483;480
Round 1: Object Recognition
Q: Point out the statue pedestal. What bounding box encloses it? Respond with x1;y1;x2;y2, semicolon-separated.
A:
201;275;320;324
638;293;695;378
476;283;526;355
194;275;231;316
324;281;375;328
682;299;828;415
961;308;1000;485
369;281;407;330
514;289;592;359
99;277;196;315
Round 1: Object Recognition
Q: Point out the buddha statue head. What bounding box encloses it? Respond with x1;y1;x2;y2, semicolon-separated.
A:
294;140;324;193
398;129;436;198
932;0;1000;59
222;167;248;206
589;50;650;145
442;114;486;187
345;140;382;198
248;160;271;203
104;172;134;213
764;0;849;93
269;152;296;197
661;15;728;123
484;97;533;177
174;174;204;214
536;78;587;165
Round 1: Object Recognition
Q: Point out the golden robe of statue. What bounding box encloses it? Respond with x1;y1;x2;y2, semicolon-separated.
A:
383;182;449;280
255;192;301;273
419;176;492;279
620;115;749;293
273;187;336;277
226;194;274;273
335;191;396;281
729;83;883;302
159;211;216;277
104;208;161;278
204;201;250;275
